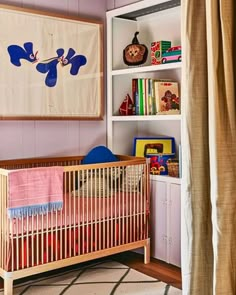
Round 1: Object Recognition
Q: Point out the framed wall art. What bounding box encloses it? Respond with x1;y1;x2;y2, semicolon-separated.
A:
0;5;103;120
133;136;176;157
133;136;176;175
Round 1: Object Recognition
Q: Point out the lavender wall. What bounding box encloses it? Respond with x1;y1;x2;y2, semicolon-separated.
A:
107;0;140;10
0;0;107;160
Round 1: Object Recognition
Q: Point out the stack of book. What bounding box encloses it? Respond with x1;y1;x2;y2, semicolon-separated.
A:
131;78;180;115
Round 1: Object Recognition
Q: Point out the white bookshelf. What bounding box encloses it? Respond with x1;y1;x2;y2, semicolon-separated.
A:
107;0;181;155
106;0;182;266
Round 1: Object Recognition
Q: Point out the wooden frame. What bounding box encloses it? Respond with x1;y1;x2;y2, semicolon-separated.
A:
0;5;104;120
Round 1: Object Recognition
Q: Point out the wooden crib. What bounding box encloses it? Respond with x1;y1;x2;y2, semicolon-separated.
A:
0;155;150;295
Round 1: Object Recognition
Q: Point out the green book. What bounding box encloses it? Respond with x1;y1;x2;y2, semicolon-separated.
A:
138;78;144;115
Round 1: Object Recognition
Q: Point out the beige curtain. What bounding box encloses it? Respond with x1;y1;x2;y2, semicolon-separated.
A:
181;0;236;294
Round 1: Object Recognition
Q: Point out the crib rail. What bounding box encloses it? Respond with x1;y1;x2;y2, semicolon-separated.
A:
0;156;150;273
0;155;83;170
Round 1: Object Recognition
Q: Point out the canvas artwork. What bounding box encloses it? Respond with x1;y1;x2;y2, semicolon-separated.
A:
0;5;103;119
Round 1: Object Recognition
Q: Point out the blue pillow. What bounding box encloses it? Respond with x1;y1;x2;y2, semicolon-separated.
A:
81;146;119;165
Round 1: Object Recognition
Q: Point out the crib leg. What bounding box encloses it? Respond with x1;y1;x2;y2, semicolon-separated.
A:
4;278;13;295
144;238;150;264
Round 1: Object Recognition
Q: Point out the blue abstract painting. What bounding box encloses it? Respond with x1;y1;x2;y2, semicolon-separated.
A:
0;5;102;118
7;42;87;87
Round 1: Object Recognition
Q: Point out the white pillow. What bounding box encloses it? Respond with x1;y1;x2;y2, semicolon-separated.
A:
121;165;143;192
72;174;118;197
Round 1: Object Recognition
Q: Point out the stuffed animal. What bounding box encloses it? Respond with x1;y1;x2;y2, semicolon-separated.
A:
119;94;134;115
123;32;148;66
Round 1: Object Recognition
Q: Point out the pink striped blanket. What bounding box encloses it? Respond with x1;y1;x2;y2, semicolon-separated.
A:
8;166;64;218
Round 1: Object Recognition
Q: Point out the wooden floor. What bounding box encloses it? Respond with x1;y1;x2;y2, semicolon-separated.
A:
112;251;182;290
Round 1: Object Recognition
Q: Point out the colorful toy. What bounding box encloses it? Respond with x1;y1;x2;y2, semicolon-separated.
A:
161;45;181;64
149;154;176;175
119;93;134;115
123;32;148;66
151;41;171;65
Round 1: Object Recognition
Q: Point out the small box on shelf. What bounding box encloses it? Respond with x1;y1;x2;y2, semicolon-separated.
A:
161;45;182;64
167;159;179;178
151;41;171;65
149;153;176;175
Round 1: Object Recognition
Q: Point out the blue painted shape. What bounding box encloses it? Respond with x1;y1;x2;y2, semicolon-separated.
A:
36;58;59;87
7;42;38;66
36;48;64;87
36;48;87;87
61;48;87;75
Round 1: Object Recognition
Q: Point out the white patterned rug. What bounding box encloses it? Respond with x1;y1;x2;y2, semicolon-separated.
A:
0;260;182;295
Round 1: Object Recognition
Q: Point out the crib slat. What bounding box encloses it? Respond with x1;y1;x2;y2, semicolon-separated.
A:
90;171;94;254
36;214;39;266
86;169;90;254
130;168;132;243
31;215;35;267
59;196;63;260
64;175;67;259
68;172;72;258
72;171;76;257
46;212;49;263
94;170;97;252
21;217;24;270
140;164;144;241
82;170;85;255
25;217;29;268
15;219;19;270
40;214;43;265
55;209;58;261
77;171;81;256
107;167;110;249
102;168;105;250
98;168;101;251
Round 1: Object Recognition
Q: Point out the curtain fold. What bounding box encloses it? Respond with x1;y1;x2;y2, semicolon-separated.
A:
181;0;236;294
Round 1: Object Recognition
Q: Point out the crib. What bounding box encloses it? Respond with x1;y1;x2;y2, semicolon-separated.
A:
0;155;150;295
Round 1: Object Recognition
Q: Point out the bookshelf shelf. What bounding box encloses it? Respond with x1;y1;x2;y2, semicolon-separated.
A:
111;114;181;122
150;174;181;184
111;62;182;76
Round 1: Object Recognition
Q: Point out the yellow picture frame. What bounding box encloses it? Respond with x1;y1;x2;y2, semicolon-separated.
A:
133;137;175;157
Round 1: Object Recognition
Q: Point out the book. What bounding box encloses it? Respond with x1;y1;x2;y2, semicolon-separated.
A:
138;78;144;115
148;78;155;115
132;78;139;115
154;80;180;114
151;41;172;65
143;78;148;115
150;79;156;115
